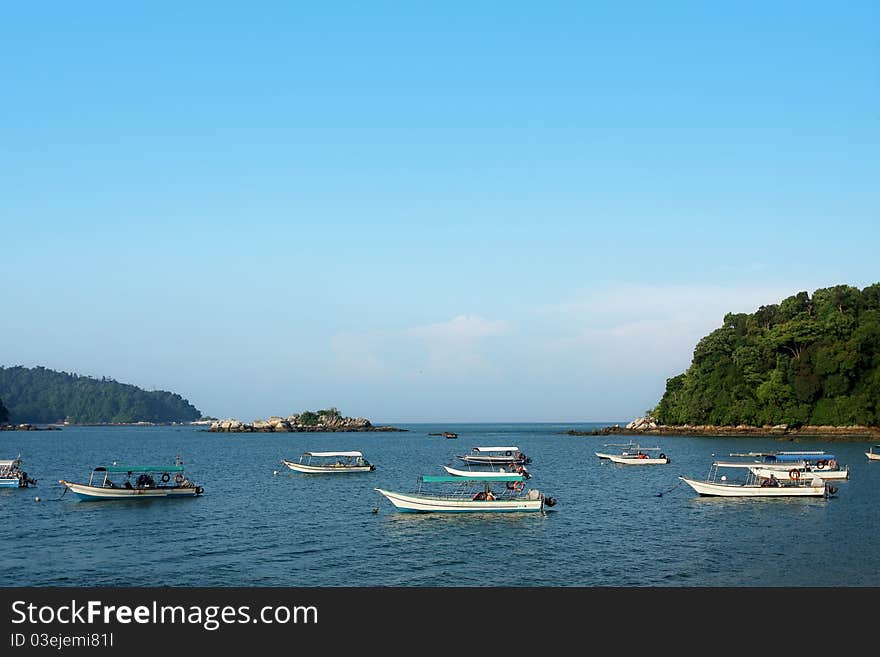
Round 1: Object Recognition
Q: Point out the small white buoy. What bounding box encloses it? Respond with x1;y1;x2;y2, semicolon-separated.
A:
34;496;41;502
273;470;279;476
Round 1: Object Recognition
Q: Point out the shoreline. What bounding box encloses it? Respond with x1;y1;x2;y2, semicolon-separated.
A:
563;423;880;441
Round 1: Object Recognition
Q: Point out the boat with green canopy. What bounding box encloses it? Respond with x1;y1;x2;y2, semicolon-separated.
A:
59;456;204;501
374;474;556;513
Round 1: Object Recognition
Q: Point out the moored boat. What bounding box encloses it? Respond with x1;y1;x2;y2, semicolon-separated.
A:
726;451;848;480
748;465;849;481
59;457;203;501
457;446;531;466
0;456;37;488
442;463;531;479
680;462;836;498
866;446;880;462
605;445;669;465
375;474;555;513
281;451;375;474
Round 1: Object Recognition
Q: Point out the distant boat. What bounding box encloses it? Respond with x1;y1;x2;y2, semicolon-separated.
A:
680;461;836;498
443;432;458;439
281;451;375;474
0;456;37;488
598;443;669;465
457;446;531;466
59;457;203;501
443;464;531;479
375;474;555;513
866;446;880;462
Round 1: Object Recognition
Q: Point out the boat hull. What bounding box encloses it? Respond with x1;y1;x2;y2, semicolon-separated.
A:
679;476;827;497
607;455;668;465
374;488;544;513
0;477;29;488
458;456;526;465
442;465;520;478
60;480;203;501
282;460;374;474
749;467;849;481
866;452;880;461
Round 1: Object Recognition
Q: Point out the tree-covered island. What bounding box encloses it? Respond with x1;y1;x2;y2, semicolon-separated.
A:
571;284;880;438
0;365;202;424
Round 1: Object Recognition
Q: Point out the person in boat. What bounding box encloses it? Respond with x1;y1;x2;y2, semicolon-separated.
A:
473;491;487;501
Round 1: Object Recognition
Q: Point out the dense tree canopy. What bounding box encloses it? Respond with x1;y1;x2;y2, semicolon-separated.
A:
0;397;8;424
0;366;202;424
653;284;880;427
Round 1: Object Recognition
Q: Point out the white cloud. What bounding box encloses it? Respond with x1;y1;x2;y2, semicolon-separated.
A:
405;315;509;376
536;282;799;375
330;332;392;378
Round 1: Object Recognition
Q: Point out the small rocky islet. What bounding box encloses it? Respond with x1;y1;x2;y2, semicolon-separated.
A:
207;411;406;433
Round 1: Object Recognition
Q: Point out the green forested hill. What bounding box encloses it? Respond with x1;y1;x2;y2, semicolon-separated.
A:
0;366;202;424
0;397;8;423
654;284;880;427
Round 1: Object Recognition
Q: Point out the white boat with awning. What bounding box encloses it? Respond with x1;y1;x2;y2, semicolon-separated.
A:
724;451;848;481
375;474;555;513
59;457;204;501
281;451;375;474
0;456;37;488
456;446;531;466
680;461;836;498
605;445;669;465
442;463;531;479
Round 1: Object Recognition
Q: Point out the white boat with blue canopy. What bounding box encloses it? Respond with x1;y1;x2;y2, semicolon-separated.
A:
281;451;375;474
0;456;37;489
59;458;204;500
727;451;849;481
375;474;556;513
457;446;531;466
680;461;837;498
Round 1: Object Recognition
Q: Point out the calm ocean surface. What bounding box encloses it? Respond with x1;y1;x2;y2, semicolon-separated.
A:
2;423;879;587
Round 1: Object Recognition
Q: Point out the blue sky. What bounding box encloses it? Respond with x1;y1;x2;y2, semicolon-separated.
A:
2;2;878;422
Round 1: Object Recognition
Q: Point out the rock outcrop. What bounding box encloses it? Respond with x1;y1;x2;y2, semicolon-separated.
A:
565;417;880;439
208;412;405;433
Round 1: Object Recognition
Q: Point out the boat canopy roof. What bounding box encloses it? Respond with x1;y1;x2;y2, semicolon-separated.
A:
304;451;363;458
0;459;21;467
472;446;520;453
95;465;185;473
764;453;834;463
713;461;764;469
421;474;524;483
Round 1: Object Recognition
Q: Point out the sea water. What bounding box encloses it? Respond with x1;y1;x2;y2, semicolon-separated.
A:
1;423;878;586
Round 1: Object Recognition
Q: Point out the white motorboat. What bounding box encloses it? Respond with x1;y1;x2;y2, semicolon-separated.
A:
375;474;555;513
596;442;668;464
59;457;204;501
457;446;531;466
442;464;531;479
0;456;37;488
680;462;836;498
281;451;375;474
726;451;848;480
866;446;880;461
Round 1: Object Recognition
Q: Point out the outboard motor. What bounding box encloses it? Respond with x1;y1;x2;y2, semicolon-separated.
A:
543;496;557;507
